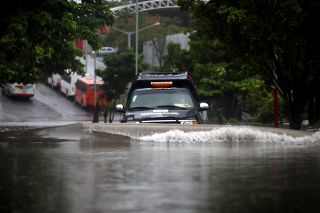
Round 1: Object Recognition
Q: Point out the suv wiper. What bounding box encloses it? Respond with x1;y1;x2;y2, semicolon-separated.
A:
128;106;154;111
156;105;189;110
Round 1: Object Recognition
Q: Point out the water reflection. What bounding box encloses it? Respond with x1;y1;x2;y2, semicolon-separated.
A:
1;126;320;213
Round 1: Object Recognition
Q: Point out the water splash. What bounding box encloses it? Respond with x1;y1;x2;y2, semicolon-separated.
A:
84;123;320;144
139;126;320;144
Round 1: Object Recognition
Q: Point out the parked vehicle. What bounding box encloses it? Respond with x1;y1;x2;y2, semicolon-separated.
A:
2;82;35;99
60;69;79;99
116;72;209;124
74;76;107;109
47;73;61;89
97;46;118;55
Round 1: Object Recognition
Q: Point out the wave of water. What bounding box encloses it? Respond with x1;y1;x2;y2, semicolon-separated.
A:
139;126;320;144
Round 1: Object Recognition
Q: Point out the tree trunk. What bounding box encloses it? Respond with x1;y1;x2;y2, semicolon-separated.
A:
103;107;108;123
288;109;302;130
223;91;238;120
108;100;116;123
316;96;320;124
92;103;100;123
284;92;304;130
308;96;316;126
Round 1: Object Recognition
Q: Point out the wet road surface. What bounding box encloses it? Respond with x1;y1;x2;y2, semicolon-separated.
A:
1;123;320;213
0;83;114;126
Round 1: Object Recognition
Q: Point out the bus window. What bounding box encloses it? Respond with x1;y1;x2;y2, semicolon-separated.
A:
90;84;104;91
76;81;87;93
62;72;71;84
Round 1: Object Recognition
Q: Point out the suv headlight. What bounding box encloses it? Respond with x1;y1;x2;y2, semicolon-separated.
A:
180;119;198;125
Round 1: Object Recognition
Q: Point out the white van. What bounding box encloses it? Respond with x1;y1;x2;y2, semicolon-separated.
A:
97;46;118;55
60;69;79;99
47;73;61;89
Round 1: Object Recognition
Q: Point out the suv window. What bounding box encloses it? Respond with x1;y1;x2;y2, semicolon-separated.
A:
128;88;195;110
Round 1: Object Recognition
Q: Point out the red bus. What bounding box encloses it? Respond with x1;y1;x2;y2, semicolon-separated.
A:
74;76;107;109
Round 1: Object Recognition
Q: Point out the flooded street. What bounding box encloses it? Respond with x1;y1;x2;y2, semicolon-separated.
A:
1;124;320;213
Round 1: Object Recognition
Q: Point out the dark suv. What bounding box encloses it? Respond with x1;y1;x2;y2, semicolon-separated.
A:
116;72;209;124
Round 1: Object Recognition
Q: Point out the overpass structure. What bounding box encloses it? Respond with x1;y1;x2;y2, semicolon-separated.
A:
78;1;180;54
111;0;179;18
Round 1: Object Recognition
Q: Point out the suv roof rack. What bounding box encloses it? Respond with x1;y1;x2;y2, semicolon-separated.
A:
128;72;198;100
135;72;194;81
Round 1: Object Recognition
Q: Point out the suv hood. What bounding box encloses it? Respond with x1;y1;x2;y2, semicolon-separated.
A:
124;108;198;124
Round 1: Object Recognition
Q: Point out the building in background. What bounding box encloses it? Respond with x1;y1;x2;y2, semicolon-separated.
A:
143;33;190;68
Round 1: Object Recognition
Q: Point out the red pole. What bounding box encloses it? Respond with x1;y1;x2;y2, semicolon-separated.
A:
273;87;279;128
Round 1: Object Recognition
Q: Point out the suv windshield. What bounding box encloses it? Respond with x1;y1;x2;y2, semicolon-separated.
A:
128;88;195;110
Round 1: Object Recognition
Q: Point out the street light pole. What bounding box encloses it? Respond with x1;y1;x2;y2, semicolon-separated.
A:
93;51;96;108
111;27;133;49
112;22;160;49
85;40;88;73
92;51;99;123
128;34;131;49
135;0;139;76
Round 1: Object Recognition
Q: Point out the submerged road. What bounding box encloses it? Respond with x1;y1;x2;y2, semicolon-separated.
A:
1;64;319;212
1;121;320;213
0;83;104;125
85;123;313;138
29;122;318;144
1;82;318;142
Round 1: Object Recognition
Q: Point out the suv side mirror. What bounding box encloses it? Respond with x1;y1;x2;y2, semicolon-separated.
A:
115;104;124;112
200;102;209;110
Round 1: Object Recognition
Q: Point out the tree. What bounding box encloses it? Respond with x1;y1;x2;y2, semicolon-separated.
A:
103;13;163;51
163;28;268;123
0;0;114;84
104;12;186;71
162;34;268;123
146;16;185;71
163;42;192;72
178;0;320;129
97;49;147;122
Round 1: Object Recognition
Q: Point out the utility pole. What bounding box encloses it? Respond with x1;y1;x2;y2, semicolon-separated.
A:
92;51;99;123
112;22;160;49
85;40;88;73
135;0;139;76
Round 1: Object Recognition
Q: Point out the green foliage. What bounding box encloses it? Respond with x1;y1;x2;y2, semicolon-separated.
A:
189;36;264;95
147;16;186;70
163;42;192;72
97;49;147;102
0;0;114;84
178;0;320;129
104;12;186;71
251;90;285;124
193;62;226;98
253;93;275;123
104;13;161;51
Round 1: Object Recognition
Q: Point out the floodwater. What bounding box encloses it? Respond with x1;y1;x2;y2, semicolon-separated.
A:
1;124;320;213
